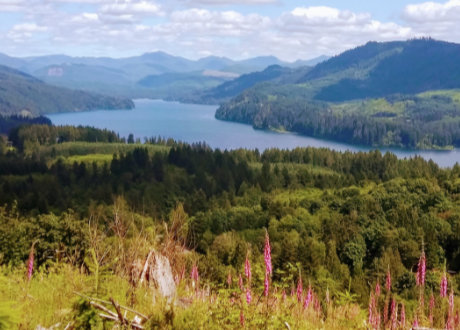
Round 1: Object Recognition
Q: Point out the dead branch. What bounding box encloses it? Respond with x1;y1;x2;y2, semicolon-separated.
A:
74;291;149;320
97;313;144;329
90;301;118;319
110;297;127;325
98;313;119;322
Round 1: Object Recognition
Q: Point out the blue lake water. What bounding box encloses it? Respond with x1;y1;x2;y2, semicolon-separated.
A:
47;99;460;168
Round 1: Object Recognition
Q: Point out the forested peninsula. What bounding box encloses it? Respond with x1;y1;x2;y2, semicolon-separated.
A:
217;39;460;150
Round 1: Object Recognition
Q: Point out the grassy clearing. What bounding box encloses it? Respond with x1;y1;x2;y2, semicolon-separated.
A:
272;188;325;204
37;142;170;158
60;153;114;165
418;89;460;105
249;162;339;176
331;98;406;118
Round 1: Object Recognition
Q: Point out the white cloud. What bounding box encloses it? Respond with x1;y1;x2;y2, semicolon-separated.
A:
404;0;460;21
179;0;277;4
11;23;47;32
0;0;29;11
270;7;412;59
42;0;110;3
402;0;460;39
169;9;270;36
7;23;48;42
100;1;162;16
70;12;99;23
3;1;458;61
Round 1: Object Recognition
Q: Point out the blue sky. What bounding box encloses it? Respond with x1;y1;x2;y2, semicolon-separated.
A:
0;0;459;61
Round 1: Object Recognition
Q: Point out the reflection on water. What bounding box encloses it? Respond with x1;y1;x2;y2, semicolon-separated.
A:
47;99;460;168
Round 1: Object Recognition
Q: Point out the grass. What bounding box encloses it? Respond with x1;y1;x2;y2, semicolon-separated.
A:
0;263;367;329
331;98;406;118
418;89;460;105
59;154;114;165
328;89;460;123
36;142;170;158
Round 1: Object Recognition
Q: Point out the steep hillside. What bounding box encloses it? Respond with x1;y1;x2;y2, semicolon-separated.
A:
217;39;460;149
180;65;312;104
313;39;460;101
0;65;134;116
194;65;295;103
33;63;132;93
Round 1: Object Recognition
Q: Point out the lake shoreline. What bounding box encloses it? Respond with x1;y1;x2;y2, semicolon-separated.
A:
47;99;460;168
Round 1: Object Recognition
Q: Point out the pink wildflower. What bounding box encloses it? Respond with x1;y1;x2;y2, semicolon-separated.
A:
441;272;448;298
304;285;312;309
447;317;453;330
385;268;391;291
400;303;406;329
296;277;303;302
290;287;295;297
375;281;381;297
368;293;375;326
416;251;426;286
390;299;398;330
191;264;199;283
190;264;200;288
446;290;455;330
246;286;252;304
455;311;460;328
238;274;244;291
413;317;418;329
264;273;269;296
383;298;389;325
375;312;381;330
26;243;35;281
244;255;251;282
240;310;245;327
264;231;272;276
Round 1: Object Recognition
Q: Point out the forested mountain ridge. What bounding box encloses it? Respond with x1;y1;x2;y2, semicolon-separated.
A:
0;50;327;100
311;39;460;101
0;65;134;116
217;39;460;149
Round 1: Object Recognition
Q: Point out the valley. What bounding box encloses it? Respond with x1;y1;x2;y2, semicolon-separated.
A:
3;34;460;329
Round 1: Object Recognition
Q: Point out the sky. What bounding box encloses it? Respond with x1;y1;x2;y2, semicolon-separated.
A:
0;0;459;61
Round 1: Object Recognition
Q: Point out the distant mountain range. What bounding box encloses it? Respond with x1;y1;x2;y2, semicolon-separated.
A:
216;39;460;149
0;65;133;116
180;64;313;104
0;52;328;100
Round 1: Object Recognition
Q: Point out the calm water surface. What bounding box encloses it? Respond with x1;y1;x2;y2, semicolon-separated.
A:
47;99;460;168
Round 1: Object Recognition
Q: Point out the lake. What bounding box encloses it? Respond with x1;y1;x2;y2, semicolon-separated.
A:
47;99;460;168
